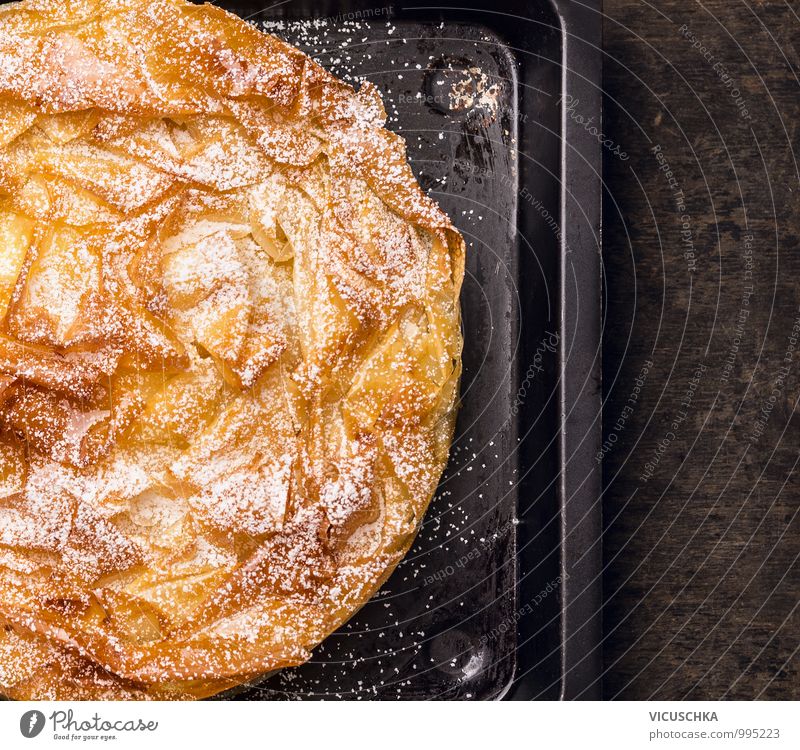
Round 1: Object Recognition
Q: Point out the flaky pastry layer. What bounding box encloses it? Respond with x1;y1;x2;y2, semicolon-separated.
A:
0;0;464;699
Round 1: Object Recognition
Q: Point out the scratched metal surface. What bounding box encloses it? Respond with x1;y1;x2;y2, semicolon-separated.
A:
212;1;566;700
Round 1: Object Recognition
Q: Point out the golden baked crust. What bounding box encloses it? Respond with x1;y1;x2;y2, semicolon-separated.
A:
0;0;464;700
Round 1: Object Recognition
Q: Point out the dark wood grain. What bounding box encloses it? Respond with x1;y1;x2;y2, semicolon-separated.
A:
601;0;800;699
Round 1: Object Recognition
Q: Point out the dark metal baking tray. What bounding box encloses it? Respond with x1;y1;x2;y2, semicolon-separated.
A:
213;0;602;700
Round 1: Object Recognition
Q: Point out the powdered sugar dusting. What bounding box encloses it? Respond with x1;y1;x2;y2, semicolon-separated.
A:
0;0;463;701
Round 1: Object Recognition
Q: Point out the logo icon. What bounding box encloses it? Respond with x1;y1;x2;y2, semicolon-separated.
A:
20;710;45;739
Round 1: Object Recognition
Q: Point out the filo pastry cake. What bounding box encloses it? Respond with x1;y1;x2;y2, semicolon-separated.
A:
0;0;464;699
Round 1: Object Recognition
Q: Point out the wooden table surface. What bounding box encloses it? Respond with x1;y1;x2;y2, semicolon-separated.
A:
601;0;799;699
